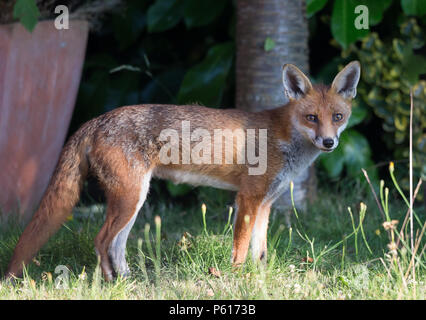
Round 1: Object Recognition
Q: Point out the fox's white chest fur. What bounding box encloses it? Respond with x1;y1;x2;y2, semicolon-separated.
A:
265;131;321;204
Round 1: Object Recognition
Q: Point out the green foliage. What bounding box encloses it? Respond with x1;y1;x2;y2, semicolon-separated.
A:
177;42;234;106
165;181;193;197
112;2;146;50
183;0;227;28
331;0;369;49
322;0;426;49
344;19;426;184
306;0;328;18
364;0;393;26
401;0;426;16
147;0;185;32
13;0;40;32
339;130;375;178
330;0;394;48
147;0;229;32
312;0;426;47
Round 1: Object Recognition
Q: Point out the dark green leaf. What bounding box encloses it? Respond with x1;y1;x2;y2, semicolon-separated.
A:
106;71;141;109
401;0;426;16
331;0;369;48
112;6;146;50
402;53;426;85
347;100;369;128
312;56;346;84
141;67;185;104
178;42;234;107
184;0;227;28
13;0;40;32
83;53;118;70
396;43;426;84
76;71;112;121
306;0;328;17
147;0;184;33
320;143;346;178
367;0;393;25
340;129;374;177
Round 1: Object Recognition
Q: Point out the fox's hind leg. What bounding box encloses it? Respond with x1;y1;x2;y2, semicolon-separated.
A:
110;170;152;277
91;145;152;280
110;171;152;277
94;170;151;280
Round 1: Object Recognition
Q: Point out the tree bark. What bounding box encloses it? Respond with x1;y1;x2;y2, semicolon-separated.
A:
236;0;316;211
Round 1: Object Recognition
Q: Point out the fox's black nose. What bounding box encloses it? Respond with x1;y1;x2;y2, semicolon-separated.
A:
323;138;334;149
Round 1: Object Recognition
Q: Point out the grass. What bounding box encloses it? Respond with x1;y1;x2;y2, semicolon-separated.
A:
0;167;425;300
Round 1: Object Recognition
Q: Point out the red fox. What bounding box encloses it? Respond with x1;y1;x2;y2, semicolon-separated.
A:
5;61;360;281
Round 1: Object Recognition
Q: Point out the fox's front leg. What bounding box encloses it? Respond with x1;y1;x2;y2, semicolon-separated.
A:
232;193;268;266
250;203;271;261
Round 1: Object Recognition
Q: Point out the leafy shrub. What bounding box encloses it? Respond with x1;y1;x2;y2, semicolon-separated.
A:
344;19;426;188
310;0;426;190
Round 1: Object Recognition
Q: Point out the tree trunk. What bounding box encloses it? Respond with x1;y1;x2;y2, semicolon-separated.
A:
235;0;316;211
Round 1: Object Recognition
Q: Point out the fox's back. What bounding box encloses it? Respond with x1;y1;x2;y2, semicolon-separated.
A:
92;104;259;137
77;104;274;190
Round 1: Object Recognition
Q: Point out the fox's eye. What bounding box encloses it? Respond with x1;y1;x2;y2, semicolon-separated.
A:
306;114;318;123
333;113;343;121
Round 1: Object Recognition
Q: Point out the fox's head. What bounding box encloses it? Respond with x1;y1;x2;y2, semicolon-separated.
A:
282;61;361;152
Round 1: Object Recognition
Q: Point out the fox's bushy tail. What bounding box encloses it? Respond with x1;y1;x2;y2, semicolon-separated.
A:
5;129;91;279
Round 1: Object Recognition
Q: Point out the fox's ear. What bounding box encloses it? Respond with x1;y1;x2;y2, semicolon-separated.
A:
282;64;313;100
331;61;361;100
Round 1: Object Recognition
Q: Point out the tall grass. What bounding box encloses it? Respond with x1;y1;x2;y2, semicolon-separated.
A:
1;171;424;300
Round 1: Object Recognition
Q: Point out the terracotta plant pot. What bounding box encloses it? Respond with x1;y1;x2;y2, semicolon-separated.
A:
0;20;88;220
